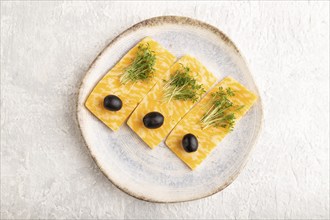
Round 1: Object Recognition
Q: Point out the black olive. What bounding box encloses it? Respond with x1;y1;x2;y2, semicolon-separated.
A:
103;95;122;111
182;133;198;153
143;112;164;129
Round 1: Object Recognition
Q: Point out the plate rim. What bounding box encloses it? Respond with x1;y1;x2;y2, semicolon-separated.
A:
76;15;264;203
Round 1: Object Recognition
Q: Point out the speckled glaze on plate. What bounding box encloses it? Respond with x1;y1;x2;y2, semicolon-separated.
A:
77;16;263;203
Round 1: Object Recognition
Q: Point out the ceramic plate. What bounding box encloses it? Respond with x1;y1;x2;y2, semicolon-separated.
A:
77;16;263;203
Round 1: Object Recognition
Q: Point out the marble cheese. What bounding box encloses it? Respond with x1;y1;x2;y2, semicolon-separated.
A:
165;77;257;170
85;37;176;131
127;55;217;148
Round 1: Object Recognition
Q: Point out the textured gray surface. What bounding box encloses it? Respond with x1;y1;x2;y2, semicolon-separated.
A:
1;1;329;219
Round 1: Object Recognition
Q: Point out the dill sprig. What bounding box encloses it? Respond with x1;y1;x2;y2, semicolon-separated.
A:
201;87;244;130
120;43;156;84
163;64;205;103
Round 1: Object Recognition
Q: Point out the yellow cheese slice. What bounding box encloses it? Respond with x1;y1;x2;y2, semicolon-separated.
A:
165;77;258;170
85;37;176;131
127;55;217;149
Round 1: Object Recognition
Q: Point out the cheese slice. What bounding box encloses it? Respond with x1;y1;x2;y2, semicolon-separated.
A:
85;37;176;131
127;55;217;149
165;77;258;170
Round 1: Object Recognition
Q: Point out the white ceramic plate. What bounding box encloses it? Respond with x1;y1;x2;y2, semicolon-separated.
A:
77;16;263;203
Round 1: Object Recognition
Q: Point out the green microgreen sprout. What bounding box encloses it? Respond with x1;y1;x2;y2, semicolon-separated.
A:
163;64;205;103
201;87;244;130
120;43;156;84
